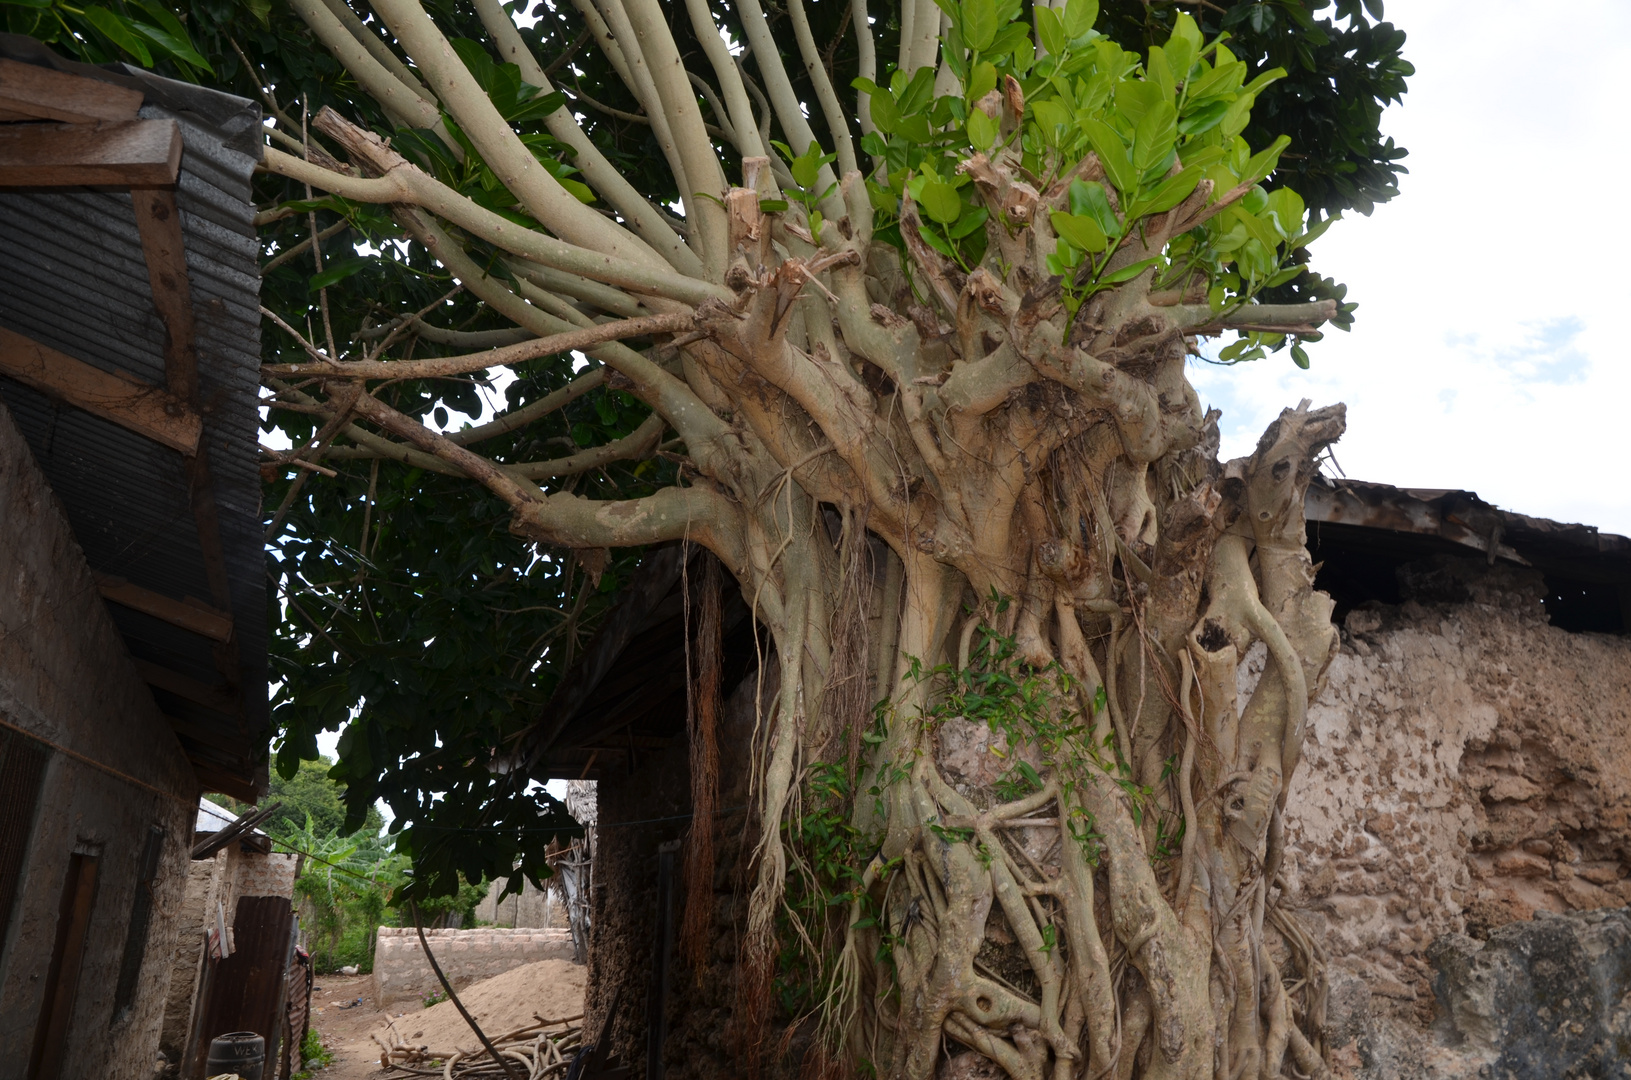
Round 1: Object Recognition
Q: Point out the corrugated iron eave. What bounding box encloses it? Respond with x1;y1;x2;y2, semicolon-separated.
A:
0;58;268;793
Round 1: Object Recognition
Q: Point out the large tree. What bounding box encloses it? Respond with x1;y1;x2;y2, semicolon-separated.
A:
143;0;1407;1073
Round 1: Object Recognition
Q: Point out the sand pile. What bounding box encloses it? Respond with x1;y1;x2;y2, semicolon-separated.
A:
377;959;586;1054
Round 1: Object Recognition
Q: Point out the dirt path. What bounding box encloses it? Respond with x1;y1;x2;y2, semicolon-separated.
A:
303;974;425;1079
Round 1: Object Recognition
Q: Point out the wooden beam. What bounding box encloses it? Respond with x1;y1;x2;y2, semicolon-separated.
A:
0;59;143;124
190;759;260;804
0;119;180;188
0;326;201;453
130;187;198;405
164;711;248;756
139;661;240;714
94;573;233;643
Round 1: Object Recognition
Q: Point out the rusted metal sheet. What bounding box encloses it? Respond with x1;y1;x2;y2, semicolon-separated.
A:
189;895;294;1079
1307;477;1631;582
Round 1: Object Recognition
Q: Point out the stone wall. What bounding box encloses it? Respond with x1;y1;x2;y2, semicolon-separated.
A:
474;875;563;929
0;399;198;1080
1275;555;1631;1072
373;927;576;1006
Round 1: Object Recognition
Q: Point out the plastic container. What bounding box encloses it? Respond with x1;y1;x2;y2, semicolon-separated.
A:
205;1032;265;1080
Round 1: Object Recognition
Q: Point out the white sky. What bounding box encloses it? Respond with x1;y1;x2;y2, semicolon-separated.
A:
1190;0;1631;538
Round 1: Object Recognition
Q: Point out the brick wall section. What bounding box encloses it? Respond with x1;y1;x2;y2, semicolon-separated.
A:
0;399;198;1079
372;927;576;1006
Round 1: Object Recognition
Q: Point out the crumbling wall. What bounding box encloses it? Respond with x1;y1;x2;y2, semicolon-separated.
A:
158;844;298;1064
584;668;771;1079
0;399;197;1079
583;556;1631;1077
1276;555;1631;1068
372;927;575;1006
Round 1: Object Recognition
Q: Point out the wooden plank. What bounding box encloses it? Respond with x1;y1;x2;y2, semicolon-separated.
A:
165;713;248;758
0;58;143;124
0;326;201;453
141;661;240;713
130;186;198;405
93;572;233;642
190;759;260;804
0;119;180;187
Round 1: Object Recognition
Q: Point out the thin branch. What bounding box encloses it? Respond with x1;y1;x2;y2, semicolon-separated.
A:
785;0;858;176
261;218;350;273
470;0;704;277
266;313;692;380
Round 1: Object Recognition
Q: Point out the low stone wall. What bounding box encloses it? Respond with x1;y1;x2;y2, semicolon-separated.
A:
373;927;576;1006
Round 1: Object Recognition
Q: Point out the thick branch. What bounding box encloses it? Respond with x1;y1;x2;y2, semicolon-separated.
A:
370;0;670;272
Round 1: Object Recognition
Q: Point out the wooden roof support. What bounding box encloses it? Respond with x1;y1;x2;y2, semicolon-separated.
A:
190;760;261;805
0;327;201;453
0;326;201;453
93;572;233;643
132;186;199;406
0;58;142;124
0;118;180;187
138;660;240;714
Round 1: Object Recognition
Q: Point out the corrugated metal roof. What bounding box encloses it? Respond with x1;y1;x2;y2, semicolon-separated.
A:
0;40;267;795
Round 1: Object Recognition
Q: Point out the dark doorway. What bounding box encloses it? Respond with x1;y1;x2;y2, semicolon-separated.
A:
29;847;100;1080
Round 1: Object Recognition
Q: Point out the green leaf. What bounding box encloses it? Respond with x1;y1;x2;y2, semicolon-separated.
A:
987;22;1031;59
1168;12;1203;68
1242;134;1292;184
1096;256;1158;286
1146;46;1174;103
792;153;820;190
962;0;998;51
1035;7;1065;57
1291;212;1339;250
949;206;989;239
1133;101;1177;175
966;109;999;151
759;199;790;213
1062;0;1098;40
967;61;998;103
1068;179;1120;237
1177;99;1229;137
132;2;213;71
1113;79;1163;126
1221;92;1254;138
1050;210;1108;253
920;227;957;257
1082;118;1136;193
899;66;937;116
920;180;964;224
1290;343;1311;369
309;258;369;292
83;6;153;66
868;92;899;134
1128;164;1199;218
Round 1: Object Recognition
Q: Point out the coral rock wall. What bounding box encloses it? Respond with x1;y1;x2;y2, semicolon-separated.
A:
1279;556;1631;1047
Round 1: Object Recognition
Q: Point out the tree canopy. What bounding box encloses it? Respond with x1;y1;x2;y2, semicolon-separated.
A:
22;0;1413;1071
38;0;1401;905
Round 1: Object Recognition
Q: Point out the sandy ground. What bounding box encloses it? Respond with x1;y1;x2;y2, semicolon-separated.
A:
301;962;586;1079
302;974;421;1079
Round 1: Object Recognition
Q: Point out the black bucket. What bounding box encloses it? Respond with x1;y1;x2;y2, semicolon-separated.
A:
206;1031;265;1080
